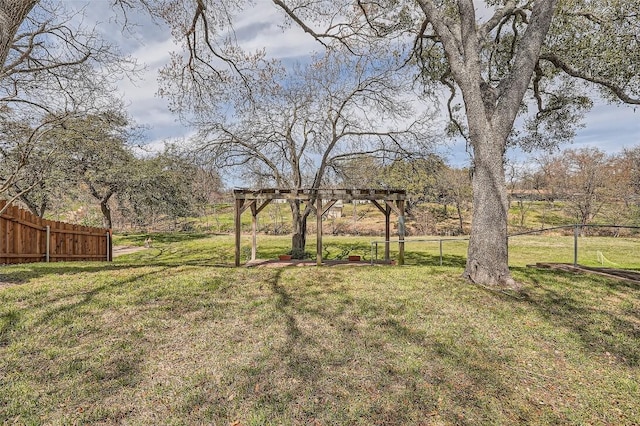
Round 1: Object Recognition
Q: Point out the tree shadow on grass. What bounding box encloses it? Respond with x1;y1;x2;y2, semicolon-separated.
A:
267;270;327;383
323;241;372;260
0;262;140;284
1;234;226;282
329;298;542;424
0;268;169;423
515;266;640;367
0;240;239;296
0;309;20;347
220;270;539;425
32;267;171;327
0;267;172;355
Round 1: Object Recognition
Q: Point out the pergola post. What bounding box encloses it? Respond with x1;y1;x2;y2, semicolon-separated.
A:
384;204;391;261
371;199;393;263
250;201;257;261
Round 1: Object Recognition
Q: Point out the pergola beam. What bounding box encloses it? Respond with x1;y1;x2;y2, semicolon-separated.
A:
234;188;406;201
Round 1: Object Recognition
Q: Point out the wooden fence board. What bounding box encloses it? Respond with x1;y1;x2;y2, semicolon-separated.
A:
0;201;111;264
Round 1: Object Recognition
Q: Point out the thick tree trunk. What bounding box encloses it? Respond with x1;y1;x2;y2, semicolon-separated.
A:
290;200;308;256
424;0;557;288
100;199;112;229
463;131;514;287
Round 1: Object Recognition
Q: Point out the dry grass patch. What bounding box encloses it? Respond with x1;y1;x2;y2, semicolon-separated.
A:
1;236;639;424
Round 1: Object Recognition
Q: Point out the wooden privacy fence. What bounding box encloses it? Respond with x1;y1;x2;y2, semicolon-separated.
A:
0;200;112;264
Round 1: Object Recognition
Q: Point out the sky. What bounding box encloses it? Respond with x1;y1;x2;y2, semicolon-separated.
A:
67;0;640;169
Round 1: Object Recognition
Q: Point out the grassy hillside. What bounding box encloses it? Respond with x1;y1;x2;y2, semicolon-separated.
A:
1;234;639;424
176;199;639;238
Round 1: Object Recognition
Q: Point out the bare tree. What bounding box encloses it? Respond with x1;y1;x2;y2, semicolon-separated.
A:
2;0;246;82
170;50;437;253
618;146;640;207
0;109;63;212
541;147;612;230
271;0;640;287
335;155;384;190
505;161;537;230
6;1;639;285
437;167;472;235
113;0;255;84
2;2;137;108
1;1;138;212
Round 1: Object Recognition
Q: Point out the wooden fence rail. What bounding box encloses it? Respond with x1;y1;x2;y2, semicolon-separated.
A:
0;200;112;264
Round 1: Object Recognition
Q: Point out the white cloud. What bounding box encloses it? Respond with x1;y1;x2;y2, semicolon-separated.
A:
75;0;320;151
116;36;175;124
232;1;322;58
572;105;640;153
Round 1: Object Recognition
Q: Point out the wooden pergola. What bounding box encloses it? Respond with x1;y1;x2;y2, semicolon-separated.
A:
234;188;406;266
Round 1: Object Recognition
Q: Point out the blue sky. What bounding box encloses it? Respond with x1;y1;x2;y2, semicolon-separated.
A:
73;0;640;167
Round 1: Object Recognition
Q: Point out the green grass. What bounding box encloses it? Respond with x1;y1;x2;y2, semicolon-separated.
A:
115;231;640;269
1;233;640;424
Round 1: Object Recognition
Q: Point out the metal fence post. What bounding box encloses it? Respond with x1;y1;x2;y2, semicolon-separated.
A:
370;243;374;265
439;239;443;266
573;225;579;266
375;242;378;262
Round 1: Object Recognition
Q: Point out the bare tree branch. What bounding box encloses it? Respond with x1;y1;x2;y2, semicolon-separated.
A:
478;0;520;40
271;0;331;49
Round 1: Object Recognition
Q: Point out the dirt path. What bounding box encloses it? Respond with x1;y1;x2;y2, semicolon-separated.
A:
112;246;148;258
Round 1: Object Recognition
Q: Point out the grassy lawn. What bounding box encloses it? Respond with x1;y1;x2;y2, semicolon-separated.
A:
1;234;640;424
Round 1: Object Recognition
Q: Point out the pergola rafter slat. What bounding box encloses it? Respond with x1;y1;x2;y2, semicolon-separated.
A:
233;188;406;266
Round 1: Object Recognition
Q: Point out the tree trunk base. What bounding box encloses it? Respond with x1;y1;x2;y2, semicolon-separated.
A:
463;261;519;290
